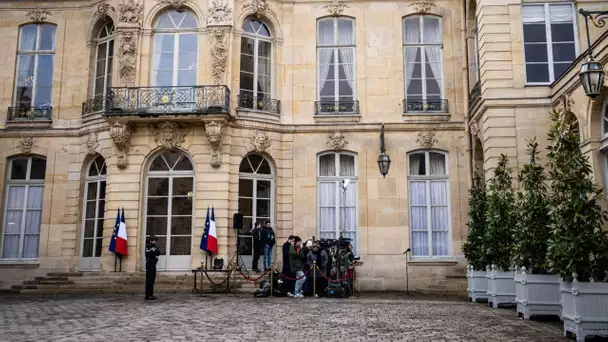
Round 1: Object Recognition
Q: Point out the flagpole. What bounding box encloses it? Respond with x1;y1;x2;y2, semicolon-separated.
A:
119;255;122;272
113;254;117;272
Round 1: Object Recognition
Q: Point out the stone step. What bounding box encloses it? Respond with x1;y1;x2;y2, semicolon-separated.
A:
0;289;21;294
34;276;69;281
47;272;83;277
23;280;75;285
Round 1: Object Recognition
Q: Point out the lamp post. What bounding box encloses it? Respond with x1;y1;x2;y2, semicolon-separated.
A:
578;9;608;99
377;124;391;178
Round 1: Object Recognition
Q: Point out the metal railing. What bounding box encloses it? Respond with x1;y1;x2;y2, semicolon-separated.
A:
314;100;360;115
7;106;52;121
403;99;449;113
468;82;481;108
237;94;281;114
82;97;105;115
104;85;230;116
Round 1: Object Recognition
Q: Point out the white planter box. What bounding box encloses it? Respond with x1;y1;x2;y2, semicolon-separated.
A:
467;265;488;302
561;279;608;341
514;267;561;319
486;265;515;308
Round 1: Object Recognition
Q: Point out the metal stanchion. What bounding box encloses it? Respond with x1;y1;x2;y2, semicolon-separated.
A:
313;261;317;298
270;262;274;297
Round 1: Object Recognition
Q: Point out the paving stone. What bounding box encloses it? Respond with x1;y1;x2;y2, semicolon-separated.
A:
0;294;566;341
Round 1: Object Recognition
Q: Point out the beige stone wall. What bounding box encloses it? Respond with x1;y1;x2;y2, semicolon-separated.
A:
0;0;470;291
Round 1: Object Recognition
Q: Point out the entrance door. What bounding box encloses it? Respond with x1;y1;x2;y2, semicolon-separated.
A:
237;154;274;269
80;156;107;271
144;151;194;271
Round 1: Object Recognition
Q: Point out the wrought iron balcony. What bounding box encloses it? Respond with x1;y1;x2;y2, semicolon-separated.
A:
237;94;280;114
468;81;481;108
403;99;448;113
314;100;360;115
104;85;230;116
82;97;105;115
7;106;52;121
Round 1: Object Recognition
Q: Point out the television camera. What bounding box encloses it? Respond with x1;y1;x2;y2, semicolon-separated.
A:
317;237;362;297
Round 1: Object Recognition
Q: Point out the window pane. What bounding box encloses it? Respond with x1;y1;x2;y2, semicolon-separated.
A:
147;217;167;236
320;80;335;97
522;5;545;24
403;17;420;44
20;25;37;51
553;63;570;80
83;238;94;257
551;23;575;42
154;71;173;87
524;44;548;62
148;178;169;196
423;17;441;44
429;152;446;175
317;19;334;45
178;52;197;71
240;54;254;73
319;154;336;176
36;55;54;86
526;63;549;83
257;75;270;93
523;24;547;43
170;236;191;255
25;210;42;234
87;182;98;200
552;43;575;62
549;4;572;23
258;40;271;58
409;153;426;175
173;156;193;171
339;154;355;176
177;70;196;86
239;179;253;197
178;34;197;51
171;216;192;235
10;158;28;180
155;34;175;53
39;24;56;50
238;197;253;216
240;72;253;91
147;197;168;215
258;56;271;76
180;12;197;28
84;219;95;238
95;237;103;257
156;13;174;29
171;197;192;215
18;55;35;83
30;158;47;180
257;160;271;174
257;180;271;198
172;178;193;196
257;199;270;217
337;19;354;45
34;86;52;107
407;80;422;95
338;80;353;96
426;77;441;95
409;181;429;256
150;155;169;171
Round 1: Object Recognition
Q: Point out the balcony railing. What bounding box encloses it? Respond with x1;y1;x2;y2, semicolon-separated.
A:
104;85;230;116
7;106;52;121
237;94;280;114
403;99;449;113
314;100;360;115
468;82;481;108
82;97;105;115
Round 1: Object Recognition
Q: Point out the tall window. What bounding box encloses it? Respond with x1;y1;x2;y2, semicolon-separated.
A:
93;22;115;110
239;18;272;111
80;156;107;271
317;152;357;249
14;24;56;110
522;3;577;83
238;154;274;263
408;151;450;257
317;17;356;113
403;16;443;109
474;17;480;82
153;10;198;87
2;156;46;259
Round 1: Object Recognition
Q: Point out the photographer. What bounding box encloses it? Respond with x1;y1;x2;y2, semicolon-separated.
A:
307;243;328;297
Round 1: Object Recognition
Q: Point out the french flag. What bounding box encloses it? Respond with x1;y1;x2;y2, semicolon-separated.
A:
200;207;218;255
109;208;128;256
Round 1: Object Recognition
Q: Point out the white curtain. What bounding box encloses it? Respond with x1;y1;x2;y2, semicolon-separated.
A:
409;181;428;256
319;154;336;176
522;5;545;23
318;18;335;98
2;185;43;259
339;182;357;251
429;153;446;175
41;24;56;50
23;186;43;258
318;181;336;240
20;25;37;51
409;154;422;175
550;4;572;23
339;154;355;176
339;48;355;96
404;18;421;92
153;34;173;86
423;19;442;97
404;48;418;93
430;181;449;256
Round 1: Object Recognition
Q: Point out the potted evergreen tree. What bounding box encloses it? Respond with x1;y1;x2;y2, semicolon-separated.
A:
512;138;560;319
484;154;517;308
464;168;488;302
546;110;608;340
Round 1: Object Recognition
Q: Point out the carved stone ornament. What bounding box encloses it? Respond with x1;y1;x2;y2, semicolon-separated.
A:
416;130;438;149
119;32;137;85
208;0;233;25
110;122;133;169
86;133;100;155
150;121;190;150
27;8;52;22
325;0;347;16
205;121;224;168
409;0;436;14
18;136;35;155
157;0;189;10
251;130;271;152
469;122;480;138
211;29;229;85
118;0;143;25
555;92;575;113
327;132;348;151
242;0;269;18
95;2;115;19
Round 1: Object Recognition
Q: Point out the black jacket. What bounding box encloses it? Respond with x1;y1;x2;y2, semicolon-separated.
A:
252;227;262;249
281;241;291;273
145;243;161;267
261;227;275;246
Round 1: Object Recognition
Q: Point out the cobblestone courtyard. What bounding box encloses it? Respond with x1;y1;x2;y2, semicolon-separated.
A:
0;294;566;342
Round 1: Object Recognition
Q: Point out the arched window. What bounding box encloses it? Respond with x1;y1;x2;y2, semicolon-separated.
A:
144;150;194;271
239;18;272;111
1;156;46;259
316;17;357;114
317;152;358;250
92;21;115;111
80;156;107;271
403;15;444;112
152;10;198;87
13;23;56;116
238;154;274;266
407;150;450;257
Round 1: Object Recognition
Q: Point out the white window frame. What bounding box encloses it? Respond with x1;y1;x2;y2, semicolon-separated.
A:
403;15;445;101
151;11;198;87
238;155;275;246
1;157;46;260
13;24;56;108
92;22;115;103
522;3;579;85
407;150;452;258
80;157;107;268
316;152;359;251
316;17;357;103
240;20;274;100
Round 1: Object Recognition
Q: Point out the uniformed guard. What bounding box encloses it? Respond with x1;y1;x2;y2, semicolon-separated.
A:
145;235;161;300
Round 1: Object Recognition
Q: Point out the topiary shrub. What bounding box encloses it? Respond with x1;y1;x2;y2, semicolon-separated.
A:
463;168;488;271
